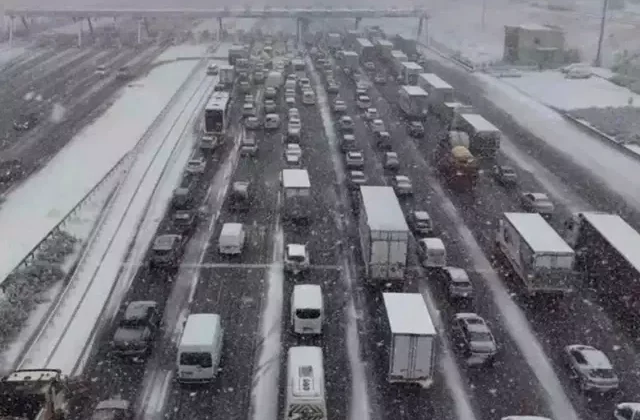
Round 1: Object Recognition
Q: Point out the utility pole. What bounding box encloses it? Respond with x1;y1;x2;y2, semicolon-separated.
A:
481;0;487;31
595;0;609;67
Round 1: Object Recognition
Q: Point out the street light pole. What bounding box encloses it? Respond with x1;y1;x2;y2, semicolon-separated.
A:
595;0;609;67
481;0;487;31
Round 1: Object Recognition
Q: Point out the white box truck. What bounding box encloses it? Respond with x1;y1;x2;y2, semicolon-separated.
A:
457;113;501;161
417;73;454;112
390;50;408;74
219;65;235;88
398;85;429;120
496;212;576;295
358;186;409;288
565;212;640;312
327;32;342;50
401;62;423;85
343;51;360;72
355;37;375;62
375;39;394;60
382;292;437;388
265;71;284;90
435;102;475;130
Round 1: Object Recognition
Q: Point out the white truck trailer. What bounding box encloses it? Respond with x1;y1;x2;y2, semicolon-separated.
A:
435;102;475;130
457;113;501;161
401;62;423;85
358;186;409;288
390;50;408;74
564;212;640;312
342;51;360;72
496;212;576;295
375;39;394;59
398;85;429;120
417;73;455;112
382;293;437;388
327;32;342;50
354;37;375;62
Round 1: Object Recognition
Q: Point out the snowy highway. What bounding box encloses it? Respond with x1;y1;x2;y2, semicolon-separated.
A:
4;12;640;420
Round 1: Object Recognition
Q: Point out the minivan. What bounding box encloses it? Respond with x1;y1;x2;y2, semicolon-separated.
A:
418;237;447;268
177;313;223;383
186;149;206;174
218;223;246;255
291;285;324;335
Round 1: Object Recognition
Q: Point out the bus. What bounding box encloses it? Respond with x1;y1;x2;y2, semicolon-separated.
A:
285;346;327;420
201;91;231;150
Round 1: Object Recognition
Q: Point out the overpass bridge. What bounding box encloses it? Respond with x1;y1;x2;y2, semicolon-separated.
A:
4;7;428;45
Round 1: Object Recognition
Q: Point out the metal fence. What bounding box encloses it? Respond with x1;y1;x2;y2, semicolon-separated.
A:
0;45;215;289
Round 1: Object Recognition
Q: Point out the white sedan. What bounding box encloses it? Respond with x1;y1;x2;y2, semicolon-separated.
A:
284;144;303;166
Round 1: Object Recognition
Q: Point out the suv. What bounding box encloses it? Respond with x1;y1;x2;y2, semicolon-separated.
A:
442;267;474;300
172;173;197;209
408;121;425;138
149;234;183;270
229;181;251;211
111;301;160;359
172;210;199;236
452;313;497;365
493;165;517;186
563;344;619;392
408;210;433;236
116;66;131;80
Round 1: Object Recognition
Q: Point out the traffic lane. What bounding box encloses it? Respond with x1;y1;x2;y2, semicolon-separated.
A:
422;56;640;229
0;48;65;88
375;65;640;411
296;102;341;267
279;268;350;420
202;87;286;266
310;69;459;420
0;48;165;194
170;267;264;420
75;137;236;416
5;48;142;157
382;102;620;420
358;278;464;420
337;71;554;419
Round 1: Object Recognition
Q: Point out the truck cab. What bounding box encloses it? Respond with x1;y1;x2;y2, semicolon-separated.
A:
0;369;71;420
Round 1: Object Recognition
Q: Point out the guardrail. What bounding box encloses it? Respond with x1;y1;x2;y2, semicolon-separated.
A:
418;40;476;72
11;56;209;372
559;110;640;162
0;45;216;290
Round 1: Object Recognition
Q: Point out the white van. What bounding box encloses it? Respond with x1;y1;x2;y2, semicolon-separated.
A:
417;237;447;268
218;223;245;255
291;285;324;335
302;90;316;105
177;313;223;383
186;149;206;174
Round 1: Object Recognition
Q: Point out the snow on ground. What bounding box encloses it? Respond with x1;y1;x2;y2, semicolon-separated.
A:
499;70;640;110
0;174;119;369
471;67;640;211
152;44;212;63
252;225;284;420
22;67;215;374
373;0;640;68
0;46;28;68
44;18;117;35
0;56;205;285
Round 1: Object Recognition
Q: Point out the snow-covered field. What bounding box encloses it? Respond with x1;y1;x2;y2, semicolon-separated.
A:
0;45;211;286
371;0;640;68
498;70;640;110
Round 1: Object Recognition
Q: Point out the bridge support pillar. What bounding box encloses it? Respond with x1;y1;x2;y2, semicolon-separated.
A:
296;18;301;45
355;17;361;30
76;18;83;47
87;17;94;36
143;18;151;37
417;16;424;42
218;17;223;40
20;16;28;32
8;16;15;44
137;19;142;44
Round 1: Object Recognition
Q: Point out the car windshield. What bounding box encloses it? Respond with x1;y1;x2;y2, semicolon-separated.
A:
469;331;492;342
120;317;145;329
91;408;124;420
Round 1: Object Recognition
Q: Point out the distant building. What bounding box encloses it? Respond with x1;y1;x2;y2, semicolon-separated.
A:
503;24;566;66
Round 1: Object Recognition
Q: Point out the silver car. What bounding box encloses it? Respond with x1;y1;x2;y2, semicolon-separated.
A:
564;344;619;392
452;313;497;366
